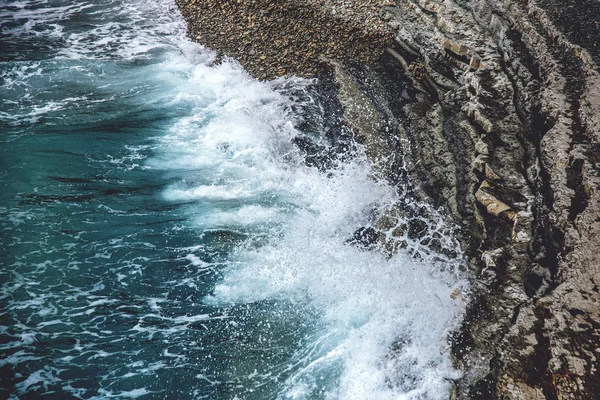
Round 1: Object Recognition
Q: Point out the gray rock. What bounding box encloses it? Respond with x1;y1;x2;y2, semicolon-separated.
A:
381;0;600;398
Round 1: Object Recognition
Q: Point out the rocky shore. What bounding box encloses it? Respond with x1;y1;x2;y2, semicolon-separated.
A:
175;0;600;398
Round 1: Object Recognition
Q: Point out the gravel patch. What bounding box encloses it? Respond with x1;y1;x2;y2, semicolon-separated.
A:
175;0;395;80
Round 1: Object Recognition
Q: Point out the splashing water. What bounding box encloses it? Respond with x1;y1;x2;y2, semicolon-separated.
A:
0;0;467;398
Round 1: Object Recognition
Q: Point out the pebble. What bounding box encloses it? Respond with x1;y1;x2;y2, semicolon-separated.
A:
175;0;395;80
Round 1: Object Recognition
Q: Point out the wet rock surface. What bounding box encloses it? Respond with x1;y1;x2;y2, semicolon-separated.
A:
176;0;600;398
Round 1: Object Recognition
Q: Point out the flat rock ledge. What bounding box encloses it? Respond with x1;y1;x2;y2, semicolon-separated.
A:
175;0;600;399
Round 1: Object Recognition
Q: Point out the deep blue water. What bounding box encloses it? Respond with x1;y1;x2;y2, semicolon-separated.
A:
1;1;466;398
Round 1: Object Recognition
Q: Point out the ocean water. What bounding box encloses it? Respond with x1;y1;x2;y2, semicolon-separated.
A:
0;1;467;399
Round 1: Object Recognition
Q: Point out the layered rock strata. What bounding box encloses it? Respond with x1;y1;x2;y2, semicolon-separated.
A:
381;1;600;398
175;0;600;398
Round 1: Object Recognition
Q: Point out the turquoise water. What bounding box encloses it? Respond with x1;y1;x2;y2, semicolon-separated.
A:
1;1;466;398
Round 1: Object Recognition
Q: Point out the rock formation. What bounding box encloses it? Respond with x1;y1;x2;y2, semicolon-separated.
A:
175;0;600;398
380;1;600;398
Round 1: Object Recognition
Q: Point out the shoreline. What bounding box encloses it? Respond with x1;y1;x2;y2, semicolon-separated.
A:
175;0;600;398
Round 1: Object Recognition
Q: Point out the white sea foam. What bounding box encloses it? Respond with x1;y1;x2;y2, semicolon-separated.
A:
152;42;467;398
205;163;465;399
91;388;155;399
2;0;190;60
0;0;207;128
